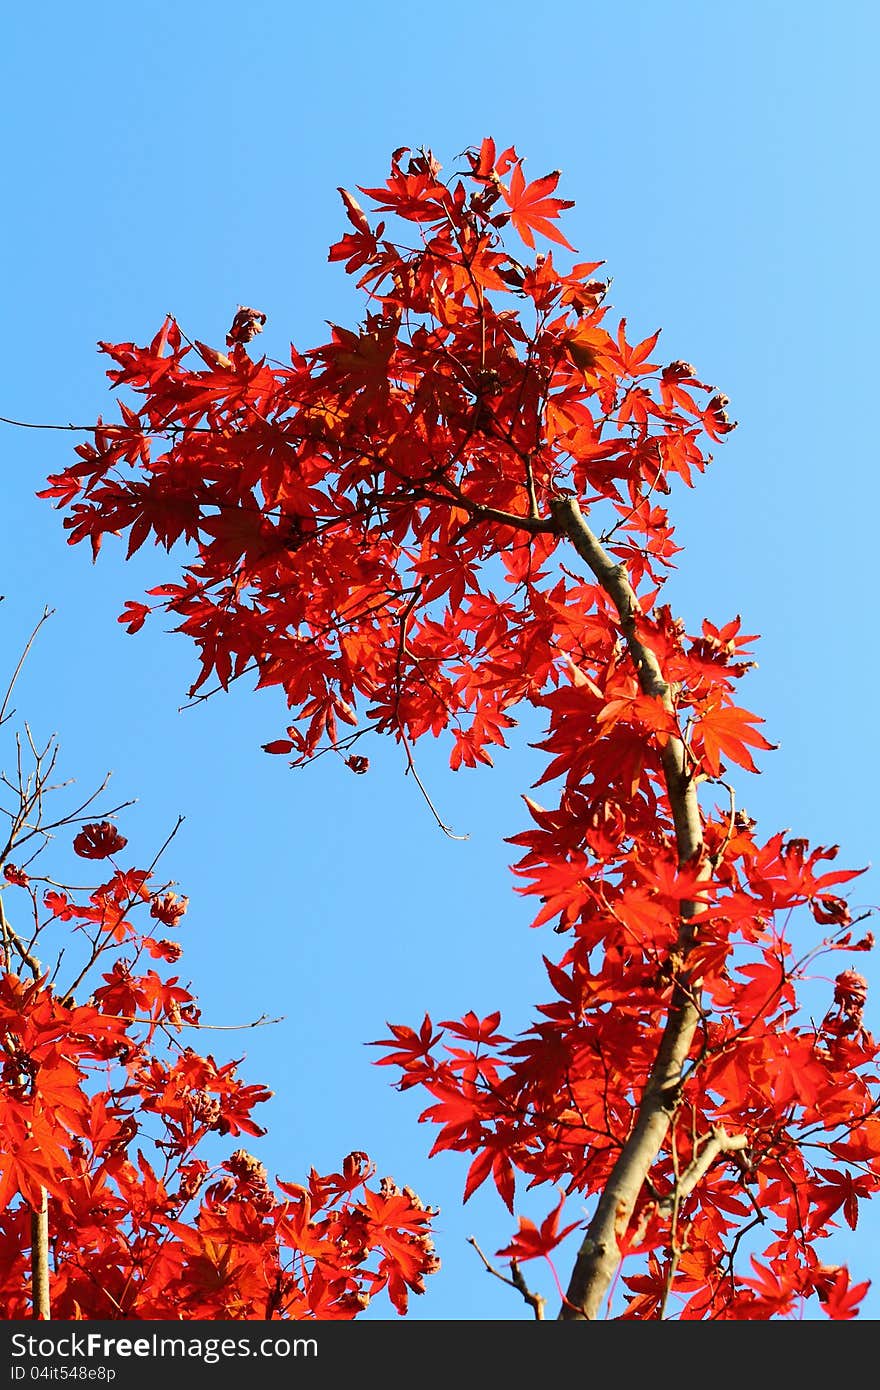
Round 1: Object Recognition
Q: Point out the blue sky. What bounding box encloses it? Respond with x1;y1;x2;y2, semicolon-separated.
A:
2;1;878;1320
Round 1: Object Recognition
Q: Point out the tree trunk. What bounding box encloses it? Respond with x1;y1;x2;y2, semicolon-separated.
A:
31;1188;50;1320
552;497;706;1319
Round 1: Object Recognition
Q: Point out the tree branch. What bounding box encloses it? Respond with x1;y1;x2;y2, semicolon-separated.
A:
551;494;708;1320
467;1236;546;1319
656;1127;749;1215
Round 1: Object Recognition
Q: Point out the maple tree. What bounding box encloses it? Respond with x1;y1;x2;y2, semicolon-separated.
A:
31;137;880;1319
0;617;438;1319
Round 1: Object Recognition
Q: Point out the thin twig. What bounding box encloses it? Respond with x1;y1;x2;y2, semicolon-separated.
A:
400;729;468;840
0;609;53;728
144;814;186;875
0;893;42;980
467;1236;545;1319
0;416;103;433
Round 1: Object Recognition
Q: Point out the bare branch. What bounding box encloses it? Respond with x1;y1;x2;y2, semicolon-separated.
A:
0;894;42;980
467;1236;546;1319
0;609;53;729
400;729;468;841
0;415;103;433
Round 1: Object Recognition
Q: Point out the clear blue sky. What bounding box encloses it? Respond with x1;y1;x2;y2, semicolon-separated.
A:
2;1;878;1320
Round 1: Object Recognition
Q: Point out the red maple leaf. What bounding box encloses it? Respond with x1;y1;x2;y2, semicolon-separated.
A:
496;1194;579;1262
72;822;128;860
501;162;575;250
693;698;776;775
817;1266;870;1320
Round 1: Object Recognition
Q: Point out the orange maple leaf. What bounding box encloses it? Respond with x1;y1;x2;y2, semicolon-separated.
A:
694;698;776;776
501;163;575;251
